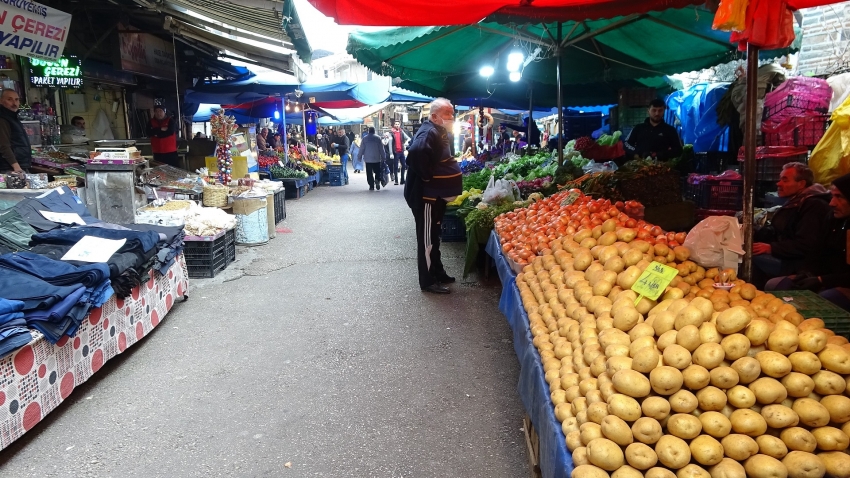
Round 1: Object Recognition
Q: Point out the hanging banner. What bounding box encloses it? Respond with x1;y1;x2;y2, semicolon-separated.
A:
0;1;71;61
118;26;174;80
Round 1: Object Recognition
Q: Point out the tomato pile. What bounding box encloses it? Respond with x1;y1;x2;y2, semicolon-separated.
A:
494;190;686;266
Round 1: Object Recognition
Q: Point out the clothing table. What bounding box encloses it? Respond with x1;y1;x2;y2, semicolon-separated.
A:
485;230;573;478
0;255;189;450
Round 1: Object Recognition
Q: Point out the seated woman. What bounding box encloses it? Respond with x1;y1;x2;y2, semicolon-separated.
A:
766;172;850;311
752;162;831;288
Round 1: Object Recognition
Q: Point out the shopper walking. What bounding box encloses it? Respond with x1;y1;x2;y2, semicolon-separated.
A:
331;128;350;185
388;121;411;185
0;89;31;173
148;104;179;166
404;98;462;294
351;136;364;173
358;127;386;191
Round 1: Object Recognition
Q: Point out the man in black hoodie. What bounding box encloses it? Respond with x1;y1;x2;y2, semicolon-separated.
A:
0;89;31;173
405;98;461;294
766;171;850;311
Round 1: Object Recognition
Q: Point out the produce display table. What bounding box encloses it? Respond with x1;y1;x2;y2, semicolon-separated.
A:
485;231;572;478
0;256;189;451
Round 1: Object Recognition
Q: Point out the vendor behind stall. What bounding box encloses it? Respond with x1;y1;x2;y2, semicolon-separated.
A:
148;105;178;166
624;99;682;161
752;162;831;287
765;172;850;311
502;116;540;146
0;89;31;173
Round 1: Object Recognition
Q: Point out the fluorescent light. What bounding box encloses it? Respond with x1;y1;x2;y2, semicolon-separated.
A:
274;110;280;119
479;65;494;77
508;50;524;65
507;61;520;72
509;71;521;82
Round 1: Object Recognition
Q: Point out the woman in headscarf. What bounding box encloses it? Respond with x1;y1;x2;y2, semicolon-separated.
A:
351;135;364;173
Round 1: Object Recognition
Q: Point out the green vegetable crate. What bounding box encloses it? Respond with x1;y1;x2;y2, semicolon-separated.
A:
441;208;466;242
778;290;850;339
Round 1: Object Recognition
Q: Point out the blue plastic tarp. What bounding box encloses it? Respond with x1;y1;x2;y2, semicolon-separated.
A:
666;82;730;153
485;231;572;478
185;71;300;105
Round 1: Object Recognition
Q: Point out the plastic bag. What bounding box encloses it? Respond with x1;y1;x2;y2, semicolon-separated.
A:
582;161;619;174
683;216;745;270
482;175;520;205
712;0;749;32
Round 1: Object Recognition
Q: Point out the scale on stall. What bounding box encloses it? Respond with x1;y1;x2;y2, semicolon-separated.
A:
82;140;148;224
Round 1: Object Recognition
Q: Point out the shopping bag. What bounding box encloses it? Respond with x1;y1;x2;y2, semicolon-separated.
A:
683;216;745;271
712;0;749;32
381;161;389;187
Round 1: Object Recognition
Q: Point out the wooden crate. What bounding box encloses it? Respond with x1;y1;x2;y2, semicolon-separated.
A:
523;415;543;478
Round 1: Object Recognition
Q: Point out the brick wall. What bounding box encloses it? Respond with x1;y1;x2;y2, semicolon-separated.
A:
797;2;850;76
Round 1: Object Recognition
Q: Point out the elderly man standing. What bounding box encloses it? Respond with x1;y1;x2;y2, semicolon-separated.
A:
404;98;463;294
0;89;31;173
752;162;832;286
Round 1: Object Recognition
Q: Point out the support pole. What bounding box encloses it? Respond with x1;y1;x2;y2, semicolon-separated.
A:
528;84;533;150
741;42;759;282
172;35;183;139
556;23;564;165
281;98;288;161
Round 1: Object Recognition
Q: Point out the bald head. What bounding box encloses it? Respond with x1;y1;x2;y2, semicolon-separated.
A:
429;97;454;127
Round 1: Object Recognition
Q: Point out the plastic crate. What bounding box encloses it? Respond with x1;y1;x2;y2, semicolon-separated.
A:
764;95;829;119
285;185;307;198
693;152;737;174
778;290;850;339
738;146;809;181
618;87;657;108
687;179;743;210
183;228;236;278
618;106;648;138
762;115;828;149
273;189;286;224
441;210;466;242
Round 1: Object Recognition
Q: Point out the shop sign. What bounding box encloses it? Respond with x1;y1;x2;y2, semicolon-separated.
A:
118;27;174;80
29;56;81;87
0;1;71;61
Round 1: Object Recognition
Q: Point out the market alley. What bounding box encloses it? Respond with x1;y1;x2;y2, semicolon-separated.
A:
0;170;529;477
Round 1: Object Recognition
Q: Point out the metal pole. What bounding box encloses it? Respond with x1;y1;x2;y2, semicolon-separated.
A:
556;23;564;165
172;35;182;139
528;84;533;149
302;106;307;147
741;42;759;282
281;98;288;161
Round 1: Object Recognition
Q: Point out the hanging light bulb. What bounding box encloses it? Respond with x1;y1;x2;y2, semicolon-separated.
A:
285;101;291;111
509;71;521;82
274;109;280;120
294;104;301;112
479;65;494;77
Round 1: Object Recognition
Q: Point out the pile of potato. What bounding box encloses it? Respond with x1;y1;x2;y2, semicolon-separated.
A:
517;227;850;478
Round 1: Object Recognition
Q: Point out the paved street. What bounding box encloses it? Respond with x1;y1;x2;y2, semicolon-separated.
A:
0;168;528;477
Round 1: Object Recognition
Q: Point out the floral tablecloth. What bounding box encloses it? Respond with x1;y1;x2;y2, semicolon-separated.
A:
0;255;189;450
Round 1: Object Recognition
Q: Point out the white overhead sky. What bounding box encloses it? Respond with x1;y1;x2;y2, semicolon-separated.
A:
293;0;386;53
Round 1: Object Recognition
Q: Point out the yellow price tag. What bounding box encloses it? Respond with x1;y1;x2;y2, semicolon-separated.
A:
631;261;679;302
561;191;580;206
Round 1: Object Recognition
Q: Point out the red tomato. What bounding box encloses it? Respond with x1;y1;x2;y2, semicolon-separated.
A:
675;232;687;243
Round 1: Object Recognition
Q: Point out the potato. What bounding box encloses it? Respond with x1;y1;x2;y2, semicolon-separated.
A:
626;442;659;470
658;330;679;351
683;364;711;390
757;435;790;460
722;334;752;361
633;394;667;420
756;351;793;379
812;427;850;451
651;366;684;395
668;413;703;440
572;464;609;478
574;446;590;466
669;389;699;413
730;409;768;436
694;342;726;369
700;411;733;438
676;325;702;352
813;370;847;396
728;385;757;409
762;404;801;429
793;398;831;428
609;394;643;422
664;344;693;370
783;373;817;398
767;329;800;355
647;467;677;478
781;428;818;453
686;435;723;466
745;454;789;478
601;414;634;446
587;437;625;471
782;451;825;478
633;347;662;373
710;458;747;478
613;306;642;332
822;395;850;424
698;386;729;411
587;401;610;424
799;330;829;354
655;435;692;469
581;422;604;445
717;307;753;334
789;352;822;375
729;357;761;385
799;319;825;332
633;416;663;444
819;348;850;374
613;369;652;398
722;434;760;460
744;318;771;344
679;464;712;478
710;366;740;389
613;465;644;478
608;356;634;375
817;452;850;478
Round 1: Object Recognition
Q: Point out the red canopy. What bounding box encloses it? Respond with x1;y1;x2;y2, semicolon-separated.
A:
309;0;700;26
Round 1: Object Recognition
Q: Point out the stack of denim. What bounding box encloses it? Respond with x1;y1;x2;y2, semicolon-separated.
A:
0;252;113;343
125;224;185;275
0;298;32;359
0;208;37;251
13;186;100;232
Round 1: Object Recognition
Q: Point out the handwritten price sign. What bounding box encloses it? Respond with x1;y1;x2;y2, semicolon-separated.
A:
561;191;580;206
631;261;679;303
